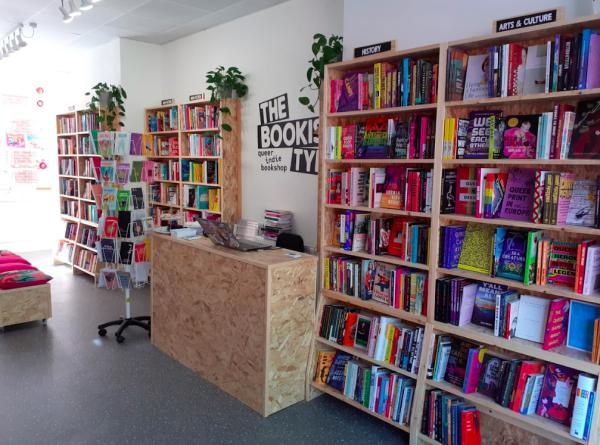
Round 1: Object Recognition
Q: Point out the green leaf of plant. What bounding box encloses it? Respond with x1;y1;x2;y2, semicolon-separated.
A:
221;123;232;132
220;106;231;114
312;42;319;56
299;96;310;105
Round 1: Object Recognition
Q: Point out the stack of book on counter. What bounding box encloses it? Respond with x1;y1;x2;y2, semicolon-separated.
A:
262;209;293;241
427;333;597;441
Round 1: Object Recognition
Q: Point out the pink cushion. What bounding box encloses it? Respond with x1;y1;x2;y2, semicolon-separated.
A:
0;250;15;256
0;263;36;273
0;256;30;265
0;269;52;290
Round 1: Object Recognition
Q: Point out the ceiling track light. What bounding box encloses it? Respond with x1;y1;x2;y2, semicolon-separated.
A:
0;23;36;61
80;0;93;11
68;0;82;17
60;0;100;23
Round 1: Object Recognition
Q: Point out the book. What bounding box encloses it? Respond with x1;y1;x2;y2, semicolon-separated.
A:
570;374;597;439
440;169;456;214
444;338;478;388
570;100;600;159
463;347;486;394
542;298;569;351
523;373;545;415
547;241;578;288
372;263;395;305
456;167;476;215
557;173;576;225
523;44;548;95
536;363;578;425
498;168;536;221
463;54;489;100
458;223;494;275
496;230;527;281
465;111;501;159
472;282;508;329
117;190;130;212
515;295;550;343
502;115;538;159
380;166;404;209
566;179;596;227
511;360;545;413
326;352;352;391
523;230;543;285
583;245;600;295
567;301;600;352
477;352;506;399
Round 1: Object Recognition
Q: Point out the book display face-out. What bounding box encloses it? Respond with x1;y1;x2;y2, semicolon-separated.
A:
144;99;241;227
312;14;600;445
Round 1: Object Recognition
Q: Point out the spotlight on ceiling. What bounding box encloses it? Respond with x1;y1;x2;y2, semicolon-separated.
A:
59;4;74;23
68;0;82;17
80;0;94;11
91;0;102;3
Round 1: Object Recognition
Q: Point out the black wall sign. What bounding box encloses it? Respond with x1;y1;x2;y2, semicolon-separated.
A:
495;9;558;33
189;93;206;102
257;93;319;175
160;98;174;106
354;41;394;58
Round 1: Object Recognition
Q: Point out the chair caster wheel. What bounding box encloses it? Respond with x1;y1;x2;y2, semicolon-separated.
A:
42;319;47;326
98;328;107;337
116;335;125;344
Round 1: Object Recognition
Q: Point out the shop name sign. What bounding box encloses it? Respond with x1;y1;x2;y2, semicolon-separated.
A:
161;98;175;106
257;93;319;175
189;93;206;102
354;40;394;58
494;9;560;33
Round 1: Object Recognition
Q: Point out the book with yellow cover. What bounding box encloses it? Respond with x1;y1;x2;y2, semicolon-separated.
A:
458;223;495;275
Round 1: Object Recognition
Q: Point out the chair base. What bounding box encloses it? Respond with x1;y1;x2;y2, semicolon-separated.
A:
97;316;151;343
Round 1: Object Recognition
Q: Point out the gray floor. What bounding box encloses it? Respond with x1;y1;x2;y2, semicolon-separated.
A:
0;251;408;445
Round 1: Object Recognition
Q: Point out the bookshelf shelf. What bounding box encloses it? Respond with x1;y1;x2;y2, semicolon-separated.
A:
324;203;431;218
425;379;586;445
313;13;600;445
323;289;427;324
432;321;599;375
315;336;418;380
326;103;437;119
325;159;435;165
445;87;600;108
145;99;240;226
439;214;600;236
55;109;101;281
324;246;429;271
417;433;440;445
437;267;600;305
310;382;411;433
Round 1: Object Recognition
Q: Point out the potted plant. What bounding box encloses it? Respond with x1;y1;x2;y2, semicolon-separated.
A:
205;66;248;134
85;82;127;130
299;33;343;113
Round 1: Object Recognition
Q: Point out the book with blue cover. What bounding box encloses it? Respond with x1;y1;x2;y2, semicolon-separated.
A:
567;301;600;352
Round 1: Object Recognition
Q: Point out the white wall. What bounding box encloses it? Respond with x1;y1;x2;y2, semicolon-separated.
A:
343;0;594;59
161;0;344;247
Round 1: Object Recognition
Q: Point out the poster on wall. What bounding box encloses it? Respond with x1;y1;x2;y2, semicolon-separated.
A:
257;93;319;175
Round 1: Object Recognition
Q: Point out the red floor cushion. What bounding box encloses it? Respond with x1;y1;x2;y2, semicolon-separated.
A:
0;263;36;273
0;256;31;265
0;269;52;290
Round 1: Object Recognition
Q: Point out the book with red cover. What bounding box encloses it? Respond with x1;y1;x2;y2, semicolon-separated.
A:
536;363;578;425
508;43;526;96
460;408;482;445
575;240;595;293
542;298;569;350
553;104;575;159
380;166;404;210
341;125;356;159
103;216;118;238
342;312;358;347
456;167;476;216
510;360;545;412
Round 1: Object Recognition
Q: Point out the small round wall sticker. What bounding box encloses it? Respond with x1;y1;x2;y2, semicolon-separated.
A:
39;161;47;170
36;87;44;95
36;100;44;107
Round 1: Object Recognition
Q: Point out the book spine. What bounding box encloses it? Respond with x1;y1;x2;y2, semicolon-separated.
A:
570;375;596;439
550;172;560;225
578;29;591;90
576;242;588;294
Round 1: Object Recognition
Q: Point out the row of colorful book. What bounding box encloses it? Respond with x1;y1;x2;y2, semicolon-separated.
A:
80;203;99;224
60;199;78;218
58;138;76;155
57;242;75;264
421;389;481;445
57;115;76;134
435;276;600;354
448;29;600;102
262;209;292;241
314;351;415;426
181;159;219;184
79;136;95;154
183;185;220;211
333;212;430;264
150;183;179;206
327;166;433;213
151;160;180;182
59;158;76;176
59;178;77;196
87;131;144;157
186;133;221;157
146;106;178;132
180;103;219;130
143;135;179;157
319;305;424;373
327;115;435;160
441;167;600;228
78;111;99;132
427;334;597;440
325;256;427;315
442;101;600;160
75;248;97;273
330;57;438;112
79;227;97;248
64;222;77;241
98;238;147;265
441;223;600;296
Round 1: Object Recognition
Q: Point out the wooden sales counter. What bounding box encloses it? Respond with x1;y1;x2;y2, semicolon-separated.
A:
150;234;317;417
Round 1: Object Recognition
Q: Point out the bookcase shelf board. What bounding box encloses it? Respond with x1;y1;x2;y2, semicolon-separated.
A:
145;99;240;227
312;12;600;445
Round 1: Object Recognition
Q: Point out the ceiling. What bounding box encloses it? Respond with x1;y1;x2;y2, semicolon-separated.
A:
0;0;288;48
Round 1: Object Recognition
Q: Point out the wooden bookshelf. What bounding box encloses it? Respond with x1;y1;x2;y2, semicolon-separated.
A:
144;99;241;226
55;109;101;281
311;13;600;445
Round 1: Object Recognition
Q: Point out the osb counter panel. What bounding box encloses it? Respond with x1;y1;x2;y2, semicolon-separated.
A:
0;283;51;327
151;235;317;416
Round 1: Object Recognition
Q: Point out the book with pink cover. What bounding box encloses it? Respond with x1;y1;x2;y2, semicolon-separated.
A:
499;168;536;221
556;173;576;225
536;363;578;425
341;125;356;159
542;298;570;351
462;347;487;394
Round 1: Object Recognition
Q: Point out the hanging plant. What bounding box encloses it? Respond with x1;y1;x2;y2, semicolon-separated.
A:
85;83;127;130
299;33;343;113
205;66;248;136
